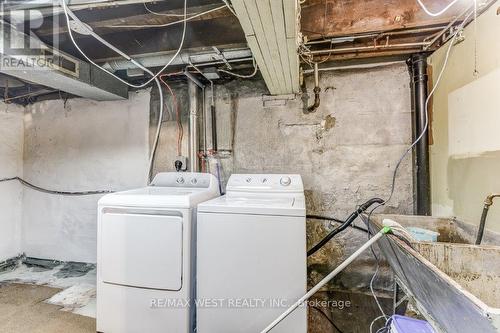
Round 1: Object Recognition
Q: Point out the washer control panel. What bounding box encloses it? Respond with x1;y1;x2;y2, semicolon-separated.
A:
151;172;216;189
226;174;303;192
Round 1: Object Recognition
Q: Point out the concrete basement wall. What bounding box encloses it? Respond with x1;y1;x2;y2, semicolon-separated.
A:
154;62;414;286
5;62;411;331
22;90;150;263
150;63;414;331
0;102;24;261
428;3;500;231
212;63;413;291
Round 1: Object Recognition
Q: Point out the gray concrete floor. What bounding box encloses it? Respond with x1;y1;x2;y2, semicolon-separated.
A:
0;283;95;333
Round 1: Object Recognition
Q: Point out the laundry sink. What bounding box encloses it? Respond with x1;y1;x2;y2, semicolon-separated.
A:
367;214;500;333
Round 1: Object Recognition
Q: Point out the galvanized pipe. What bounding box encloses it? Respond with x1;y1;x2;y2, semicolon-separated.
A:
307;42;429;55
188;80;199;172
475;194;500;245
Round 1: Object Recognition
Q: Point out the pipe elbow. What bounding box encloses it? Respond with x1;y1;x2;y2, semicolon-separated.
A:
485;194;500;206
306;86;321;113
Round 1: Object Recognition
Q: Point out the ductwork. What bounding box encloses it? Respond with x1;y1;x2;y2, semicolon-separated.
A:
102;48;253;72
0;21;128;101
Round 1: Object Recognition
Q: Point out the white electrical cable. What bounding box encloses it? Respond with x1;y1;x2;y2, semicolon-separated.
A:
218;58;259;78
370;264;388;319
60;0;173;181
108;4;226;28
221;0;237;16
370;315;388;333
60;0;187;89
384;9;474;205
416;0;461;17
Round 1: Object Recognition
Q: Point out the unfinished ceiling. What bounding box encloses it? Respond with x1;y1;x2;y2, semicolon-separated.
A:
0;0;492;102
300;0;490;62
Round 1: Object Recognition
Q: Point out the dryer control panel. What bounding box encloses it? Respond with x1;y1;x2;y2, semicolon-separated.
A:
226;174;303;193
151;172;217;189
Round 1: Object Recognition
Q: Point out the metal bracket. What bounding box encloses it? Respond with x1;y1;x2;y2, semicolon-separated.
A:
212;46;232;70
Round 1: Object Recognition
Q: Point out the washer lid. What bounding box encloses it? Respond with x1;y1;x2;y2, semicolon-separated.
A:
198;195;305;217
99;187;219;209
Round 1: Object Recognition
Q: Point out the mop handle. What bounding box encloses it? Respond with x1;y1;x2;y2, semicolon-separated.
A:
260;226;392;333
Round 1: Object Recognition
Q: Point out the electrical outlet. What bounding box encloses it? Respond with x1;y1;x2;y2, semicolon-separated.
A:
174;156;188;172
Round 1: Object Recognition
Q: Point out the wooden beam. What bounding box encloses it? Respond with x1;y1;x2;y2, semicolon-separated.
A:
301;0;469;40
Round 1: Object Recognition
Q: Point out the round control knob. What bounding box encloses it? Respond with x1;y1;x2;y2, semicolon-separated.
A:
280;176;292;186
245;177;252;183
190;178;198;185
176;177;185;184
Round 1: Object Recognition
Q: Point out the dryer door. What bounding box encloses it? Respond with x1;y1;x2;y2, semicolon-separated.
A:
101;212;183;291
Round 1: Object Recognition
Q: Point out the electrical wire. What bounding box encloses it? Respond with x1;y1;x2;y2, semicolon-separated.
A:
159;77;184;157
370;263;388;319
218;58;259;78
221;0;237;16
108;4;226;28
370;315;388;333
60;0;187;89
148;77;164;181
0;177;113;196
416;0;461;17
60;0;180;181
383;9;474;206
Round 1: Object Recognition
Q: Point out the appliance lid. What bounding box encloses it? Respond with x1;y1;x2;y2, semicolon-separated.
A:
198;195;305;217
98;172;220;208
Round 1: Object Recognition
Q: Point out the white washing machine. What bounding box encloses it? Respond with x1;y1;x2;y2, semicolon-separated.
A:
97;172;219;333
196;174;307;333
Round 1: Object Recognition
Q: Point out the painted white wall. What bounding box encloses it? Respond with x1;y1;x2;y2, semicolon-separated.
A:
0;102;24;261
448;67;500;157
22;90;150;263
429;4;500;230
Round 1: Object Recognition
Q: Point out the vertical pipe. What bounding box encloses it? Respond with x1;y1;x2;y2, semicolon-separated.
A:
410;54;431;216
188;79;199;172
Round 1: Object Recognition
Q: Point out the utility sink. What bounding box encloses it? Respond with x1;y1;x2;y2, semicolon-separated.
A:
368;214;500;333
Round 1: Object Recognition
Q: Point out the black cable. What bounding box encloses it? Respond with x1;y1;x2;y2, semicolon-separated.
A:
310;305;345;333
0;177;113;196
307;198;384;257
307;215;369;233
307;214;344;224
